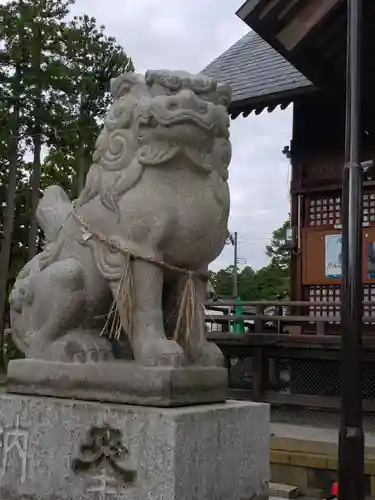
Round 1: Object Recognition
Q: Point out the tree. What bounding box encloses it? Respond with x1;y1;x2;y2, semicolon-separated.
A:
0;0;77;259
238;266;257;300
26;0;75;259
253;263;289;300
210;263;289;301
266;218;291;270
210;267;234;297
52;14;134;196
0;0;26;355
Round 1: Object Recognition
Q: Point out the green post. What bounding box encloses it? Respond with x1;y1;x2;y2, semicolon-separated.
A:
233;296;245;334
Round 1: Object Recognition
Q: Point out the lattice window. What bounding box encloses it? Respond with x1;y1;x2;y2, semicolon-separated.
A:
363;193;375;224
308;193;375;228
308;196;341;227
308;285;340;324
308;285;375;325
363;285;375;324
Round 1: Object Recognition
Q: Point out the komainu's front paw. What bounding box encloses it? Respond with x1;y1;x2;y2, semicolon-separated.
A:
31;330;114;363
135;337;186;367
190;341;224;367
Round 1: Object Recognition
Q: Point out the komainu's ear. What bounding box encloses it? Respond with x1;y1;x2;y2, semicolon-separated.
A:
217;84;232;109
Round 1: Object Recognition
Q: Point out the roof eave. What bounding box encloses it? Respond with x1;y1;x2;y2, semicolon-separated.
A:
236;0;258;21
235;0;343;90
229;83;316;119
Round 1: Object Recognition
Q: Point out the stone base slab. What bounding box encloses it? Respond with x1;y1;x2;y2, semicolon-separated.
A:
7;359;227;407
0;395;269;500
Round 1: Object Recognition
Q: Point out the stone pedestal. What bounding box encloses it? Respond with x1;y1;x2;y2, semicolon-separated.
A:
0;395;269;500
7;359;227;407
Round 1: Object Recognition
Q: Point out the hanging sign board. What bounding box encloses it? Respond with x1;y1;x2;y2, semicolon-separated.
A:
325;234;342;278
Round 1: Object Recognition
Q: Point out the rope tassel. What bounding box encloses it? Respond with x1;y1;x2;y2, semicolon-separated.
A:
173;273;205;352
101;256;135;340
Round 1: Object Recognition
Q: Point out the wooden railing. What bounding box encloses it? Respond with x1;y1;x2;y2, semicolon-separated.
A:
207;331;375;415
205;300;375;417
205;299;375;335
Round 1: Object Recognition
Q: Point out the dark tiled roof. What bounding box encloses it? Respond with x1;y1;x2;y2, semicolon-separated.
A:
201;30;314;110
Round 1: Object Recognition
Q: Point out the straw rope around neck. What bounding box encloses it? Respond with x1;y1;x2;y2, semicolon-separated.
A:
70;202;207;348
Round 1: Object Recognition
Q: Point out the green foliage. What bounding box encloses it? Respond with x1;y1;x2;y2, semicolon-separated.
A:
210;266;234;297
211;220;291;300
266;218;291;270
48;13;134;195
251;263;289;300
239;266;258;300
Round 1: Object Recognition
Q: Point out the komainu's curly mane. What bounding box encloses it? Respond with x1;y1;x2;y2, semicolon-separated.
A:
76;73;146;214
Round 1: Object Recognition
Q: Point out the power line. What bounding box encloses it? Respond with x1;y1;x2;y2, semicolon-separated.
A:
238;235;273;240
238;238;275;243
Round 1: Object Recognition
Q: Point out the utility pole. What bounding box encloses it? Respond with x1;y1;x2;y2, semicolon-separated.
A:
233;231;238;298
339;0;364;498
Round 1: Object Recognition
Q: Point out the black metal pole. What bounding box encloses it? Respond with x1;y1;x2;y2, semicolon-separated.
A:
339;0;364;498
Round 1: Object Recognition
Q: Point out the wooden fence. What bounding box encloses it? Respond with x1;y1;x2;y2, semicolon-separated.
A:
205;299;375;335
205;300;375;421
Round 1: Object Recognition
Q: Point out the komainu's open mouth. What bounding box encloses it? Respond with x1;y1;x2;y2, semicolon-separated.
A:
139;109;215;132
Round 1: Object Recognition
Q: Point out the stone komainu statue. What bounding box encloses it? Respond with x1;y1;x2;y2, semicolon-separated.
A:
9;70;232;378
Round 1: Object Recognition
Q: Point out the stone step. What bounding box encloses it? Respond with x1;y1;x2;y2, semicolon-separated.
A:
270;497;289;500
270;498;317;500
269;482;300;499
